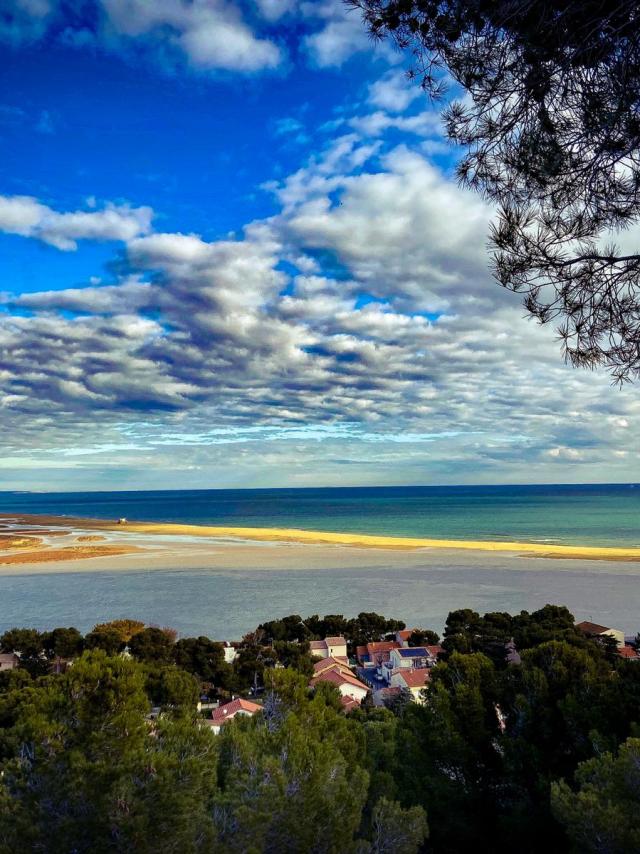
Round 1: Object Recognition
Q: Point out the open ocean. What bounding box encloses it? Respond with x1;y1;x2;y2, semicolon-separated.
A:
1;483;639;546
1;484;639;637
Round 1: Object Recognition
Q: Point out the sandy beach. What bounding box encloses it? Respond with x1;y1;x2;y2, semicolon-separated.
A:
0;512;639;572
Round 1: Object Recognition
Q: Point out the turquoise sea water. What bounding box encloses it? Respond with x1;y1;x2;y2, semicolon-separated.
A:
0;483;638;547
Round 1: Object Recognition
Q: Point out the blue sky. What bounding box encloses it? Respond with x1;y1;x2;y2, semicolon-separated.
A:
0;0;637;491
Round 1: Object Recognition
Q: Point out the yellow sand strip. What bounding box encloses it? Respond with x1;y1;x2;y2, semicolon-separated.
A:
3;514;640;561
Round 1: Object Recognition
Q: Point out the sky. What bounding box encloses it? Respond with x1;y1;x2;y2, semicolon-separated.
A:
0;0;638;492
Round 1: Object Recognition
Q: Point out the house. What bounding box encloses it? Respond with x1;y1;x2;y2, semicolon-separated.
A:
309;636;348;659
222;642;238;665
577;621;625;647
356;640;400;666
388;646;434;671
313;656;352;677
618;645;640;661
396;629;415;646
310;667;369;705
0;653;19;671
340;695;360;714
206;698;262;735
390;668;431;703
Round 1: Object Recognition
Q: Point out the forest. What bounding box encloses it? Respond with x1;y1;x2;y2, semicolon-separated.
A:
0;605;638;853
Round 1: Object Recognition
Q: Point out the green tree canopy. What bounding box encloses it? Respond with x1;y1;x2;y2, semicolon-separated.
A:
551;738;640;853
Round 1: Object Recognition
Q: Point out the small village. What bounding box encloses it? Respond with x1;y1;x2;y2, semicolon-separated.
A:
191;618;640;732
1;613;638;738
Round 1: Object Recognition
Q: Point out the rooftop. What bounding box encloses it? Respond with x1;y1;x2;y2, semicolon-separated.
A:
577;621;612;634
211;698;262;724
313;656;350;673
397;647;430;658
397;668;431;689
618;645;640;660
311;668;369;693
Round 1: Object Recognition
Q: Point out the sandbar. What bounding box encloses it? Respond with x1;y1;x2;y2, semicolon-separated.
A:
0;545;140;565
0;513;638;564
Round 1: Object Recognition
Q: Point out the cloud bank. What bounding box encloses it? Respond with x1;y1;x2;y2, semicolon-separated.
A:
1;103;638;487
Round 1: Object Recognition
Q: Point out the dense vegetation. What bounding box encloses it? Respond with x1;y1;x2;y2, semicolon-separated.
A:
0;605;638;852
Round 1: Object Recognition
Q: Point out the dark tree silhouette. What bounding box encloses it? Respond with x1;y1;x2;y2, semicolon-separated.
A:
349;0;640;381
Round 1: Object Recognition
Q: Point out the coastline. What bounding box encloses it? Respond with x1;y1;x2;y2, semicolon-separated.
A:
0;512;639;565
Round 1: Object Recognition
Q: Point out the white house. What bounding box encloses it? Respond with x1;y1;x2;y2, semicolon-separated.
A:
310;667;369;705
309;636;348;660
205;698;262;735
222;642;238;664
577;621;625;647
390;668;430;703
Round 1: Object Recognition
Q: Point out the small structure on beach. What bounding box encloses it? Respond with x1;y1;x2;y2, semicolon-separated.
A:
116;518;128;525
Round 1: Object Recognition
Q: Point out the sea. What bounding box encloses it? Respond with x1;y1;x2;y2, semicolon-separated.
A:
0;484;639;637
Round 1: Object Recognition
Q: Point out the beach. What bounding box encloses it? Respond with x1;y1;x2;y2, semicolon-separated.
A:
1;511;639;636
1;513;640;568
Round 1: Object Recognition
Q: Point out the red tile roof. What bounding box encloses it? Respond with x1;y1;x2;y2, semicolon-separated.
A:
577;621;612;635
396;630;414;641
397;668;431;689
357;641;401;661
211;698;262;724
426;645;444;658
311;668;369;694
340;695;359;713
618;645;640;659
325;636;347;646
313;656;350;675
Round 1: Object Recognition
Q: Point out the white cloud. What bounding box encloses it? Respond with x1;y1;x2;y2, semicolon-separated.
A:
348;110;442;138
255;0;297;21
0;195;153;250
368;70;421;113
302;0;372;67
1;106;638;485
101;0;282;71
3;0;283;73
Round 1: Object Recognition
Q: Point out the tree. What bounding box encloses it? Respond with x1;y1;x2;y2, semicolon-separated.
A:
367;797;428;854
42;626;84;659
91;619;145;643
173;636;227;684
0;628;43;658
348;612;405;648
145;666;200;715
0;628;47;676
0;651;219;852
128;627;174;664
213;670;370;852
84;626;125;655
351;0;640;381
551;738;640;853
407;629;439;646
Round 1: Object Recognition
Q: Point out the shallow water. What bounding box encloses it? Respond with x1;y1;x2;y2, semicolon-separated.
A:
1;558;638;637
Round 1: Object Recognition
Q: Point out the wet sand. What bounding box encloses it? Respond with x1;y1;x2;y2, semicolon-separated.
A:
0;545;140;565
1;513;640;562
